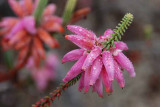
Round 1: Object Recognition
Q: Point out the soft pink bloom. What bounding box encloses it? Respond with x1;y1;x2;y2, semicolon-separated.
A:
92;78;103;97
102;51;114;81
0;0;64;65
67;25;96;40
114;52;136;77
63;54;87;82
84;67;91;92
62;25;135;97
61;49;85;63
31;68;54;91
90;56;103;85
27;53;59;91
82;46;101;71
65;35;94;50
78;72;85;91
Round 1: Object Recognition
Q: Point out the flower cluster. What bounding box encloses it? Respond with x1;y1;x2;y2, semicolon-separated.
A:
27;53;59;91
0;0;64;65
62;25;136;97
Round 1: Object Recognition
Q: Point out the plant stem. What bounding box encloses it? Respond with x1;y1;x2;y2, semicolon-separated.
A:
63;0;77;26
103;13;134;50
33;0;48;25
33;74;81;107
4;50;14;69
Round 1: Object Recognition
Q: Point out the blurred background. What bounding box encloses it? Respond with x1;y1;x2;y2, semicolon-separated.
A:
0;0;160;107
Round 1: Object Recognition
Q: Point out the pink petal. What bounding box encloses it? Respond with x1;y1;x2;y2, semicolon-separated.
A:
22;16;37;34
114;41;128;50
8;30;26;45
43;4;56;16
102;51;114;81
43;16;63;24
0;28;9;36
8;0;24;17
6;21;24;39
90;56;103;85
43;22;64;33
84;67;91;93
34;0;39;9
114;61;125;88
63;55;87;82
82;46;101;71
67;25;96;40
32;68;52;91
0;17;18;27
78;72;85;92
98;29;114;43
114;52;136;77
62;49;85;63
52;16;63;24
24;0;33;15
45;53;59;69
103;29;114;37
42;16;63;32
101;68;113;93
19;0;26;14
33;37;45;59
38;28;59;48
93;78;103;97
112;49;122;56
65;35;94;50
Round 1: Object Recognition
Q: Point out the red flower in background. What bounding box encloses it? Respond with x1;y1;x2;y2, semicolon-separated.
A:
0;0;64;65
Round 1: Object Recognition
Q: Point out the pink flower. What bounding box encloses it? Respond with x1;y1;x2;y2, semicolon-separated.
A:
0;0;64;65
27;53;59;91
62;25;136;97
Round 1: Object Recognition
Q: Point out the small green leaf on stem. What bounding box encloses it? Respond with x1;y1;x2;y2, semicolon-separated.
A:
103;13;134;50
63;0;77;26
4;50;14;69
33;73;81;107
33;0;48;25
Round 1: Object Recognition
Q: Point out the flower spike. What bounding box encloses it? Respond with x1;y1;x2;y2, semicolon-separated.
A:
34;13;135;106
60;13;135;96
103;13;134;50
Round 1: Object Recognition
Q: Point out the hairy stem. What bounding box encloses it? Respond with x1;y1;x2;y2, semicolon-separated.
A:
33;74;81;107
103;13;134;50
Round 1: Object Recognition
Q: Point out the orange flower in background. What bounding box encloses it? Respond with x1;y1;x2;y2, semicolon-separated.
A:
0;0;64;65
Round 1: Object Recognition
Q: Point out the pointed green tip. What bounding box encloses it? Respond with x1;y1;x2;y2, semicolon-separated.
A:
125;13;134;20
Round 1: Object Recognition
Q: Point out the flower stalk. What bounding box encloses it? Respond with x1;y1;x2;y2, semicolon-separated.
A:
33;0;48;25
33;74;81;107
4;50;14;69
33;13;134;107
63;0;77;25
103;13;134;50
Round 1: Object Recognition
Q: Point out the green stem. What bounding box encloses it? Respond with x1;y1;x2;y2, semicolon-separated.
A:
33;74;81;107
62;0;77;26
4;51;14;69
103;13;134;50
33;0;48;25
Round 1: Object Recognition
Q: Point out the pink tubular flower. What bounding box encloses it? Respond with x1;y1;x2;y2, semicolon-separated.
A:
27;53;59;91
0;0;64;65
62;25;136;97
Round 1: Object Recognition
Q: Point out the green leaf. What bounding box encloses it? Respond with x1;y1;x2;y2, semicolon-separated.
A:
33;0;48;25
63;0;77;26
4;50;14;69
